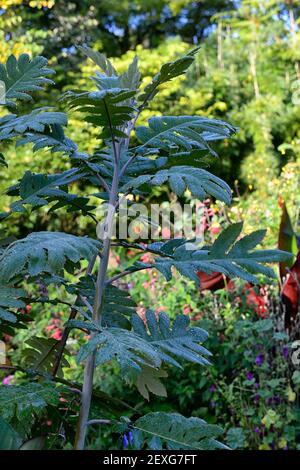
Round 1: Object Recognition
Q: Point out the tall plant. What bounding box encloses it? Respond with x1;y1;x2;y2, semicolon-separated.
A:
0;48;292;450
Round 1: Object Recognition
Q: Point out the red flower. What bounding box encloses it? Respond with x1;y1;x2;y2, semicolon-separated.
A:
209;225;221;235
183;304;193;315
45;316;63;340
140;252;153;263
246;289;268;318
51;329;63;341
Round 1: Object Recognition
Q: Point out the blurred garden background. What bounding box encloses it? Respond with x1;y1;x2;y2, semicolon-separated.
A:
1;0;300;450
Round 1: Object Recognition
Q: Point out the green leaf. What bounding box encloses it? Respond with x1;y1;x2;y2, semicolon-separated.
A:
0;307;17;323
22;336;70;377
119;56;141;91
0;286;26;324
0;417;22;450
132;412;228;450
158;149;210;170
0;232;101;281
136;223;294;285
0;153;8;167
67;277;136;329
132;310;211;368
16;123;79;155
19;436;46;450
136;365;168;400
0;54;54;107
253;319;273;332
0;383;59;434
79;46;140;92
122;165;232;204
64;88;136;139
77;327;161;376
78;45;117;77
225;427;245;450
0;286;26;308
136;115;237;154
292;371;300;385
102;285;137;328
9;168;89;213
0;108;67;140
138;48;199;107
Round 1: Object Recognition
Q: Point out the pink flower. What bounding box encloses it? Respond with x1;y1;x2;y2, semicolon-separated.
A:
210;225;221;235
25;304;32;314
2;375;13;386
161;227;171;239
140;252;154;263
183;304;193;315
51;329;63;341
246;289;268;318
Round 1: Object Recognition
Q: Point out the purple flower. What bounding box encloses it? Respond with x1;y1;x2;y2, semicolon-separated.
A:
254;382;260;389
266;395;281;406
254;427;260;434
253;393;260;403
255;354;264;366
2;375;12;386
123;431;133;449
209;384;217;392
246;372;254;381
282;346;289;360
274;395;281;405
123;434;129;449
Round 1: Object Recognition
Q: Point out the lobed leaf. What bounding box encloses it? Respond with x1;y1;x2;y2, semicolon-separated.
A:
138;48;199;107
8;168;91;214
132;412;228;450
122;165;232;204
77;327;162;376
0;286;26;324
136;115;237;154
0;383;59;436
0;54;54;107
135;223;294;285
0;232;101;281
0;108;67;140
132;310;211;368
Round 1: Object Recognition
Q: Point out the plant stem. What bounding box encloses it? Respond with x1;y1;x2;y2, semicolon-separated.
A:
74;136;121;449
106;266;149;285
74;350;96;449
86;419;111;426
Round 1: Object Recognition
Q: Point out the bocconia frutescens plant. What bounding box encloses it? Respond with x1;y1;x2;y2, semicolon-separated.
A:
0;46;292;450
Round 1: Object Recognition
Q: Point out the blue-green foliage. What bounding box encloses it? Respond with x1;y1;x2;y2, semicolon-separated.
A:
0;47;294;450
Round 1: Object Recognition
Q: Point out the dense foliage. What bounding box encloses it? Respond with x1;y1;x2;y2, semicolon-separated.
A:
1;1;300;245
0;0;300;452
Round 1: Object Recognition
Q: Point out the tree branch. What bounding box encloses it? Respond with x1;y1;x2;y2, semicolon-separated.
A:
106;266;150;285
96;173;111;193
86;419;111;427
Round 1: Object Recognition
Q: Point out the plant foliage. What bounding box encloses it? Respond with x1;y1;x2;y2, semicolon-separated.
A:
131;412;228;450
0;44;293;451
